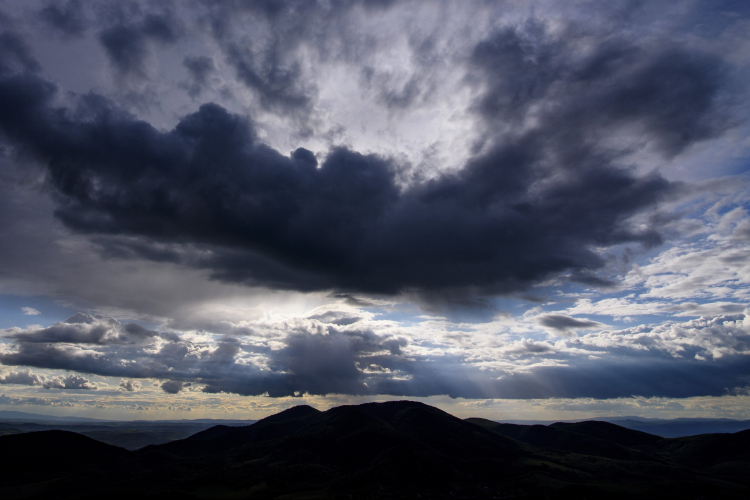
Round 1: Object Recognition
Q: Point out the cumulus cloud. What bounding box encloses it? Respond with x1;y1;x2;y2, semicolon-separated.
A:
42;373;97;390
0;368;96;390
6;313;172;345
21;307;40;316
161;380;188;394
119;379;141;392
0;368;44;386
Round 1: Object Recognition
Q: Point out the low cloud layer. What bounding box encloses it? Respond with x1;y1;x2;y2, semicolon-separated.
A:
0;367;96;390
1;310;749;400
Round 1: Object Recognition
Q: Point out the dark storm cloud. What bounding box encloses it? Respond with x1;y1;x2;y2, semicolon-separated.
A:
0;6;741;299
38;0;88;38
470;24;730;156
98;8;183;79
0;32;40;74
92;235;184;264
7;313;166;345
0;40;720;296
161;380;188;394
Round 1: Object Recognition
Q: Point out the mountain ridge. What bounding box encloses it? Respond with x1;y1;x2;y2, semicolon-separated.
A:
0;401;748;499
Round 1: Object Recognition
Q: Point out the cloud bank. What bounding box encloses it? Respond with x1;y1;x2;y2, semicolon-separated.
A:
1;310;748;400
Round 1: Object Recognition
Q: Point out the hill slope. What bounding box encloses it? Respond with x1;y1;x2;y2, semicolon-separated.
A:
0;402;747;499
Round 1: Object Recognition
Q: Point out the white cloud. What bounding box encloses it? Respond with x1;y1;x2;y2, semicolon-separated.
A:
574;310;750;360
0;368;44;386
21;307;40;316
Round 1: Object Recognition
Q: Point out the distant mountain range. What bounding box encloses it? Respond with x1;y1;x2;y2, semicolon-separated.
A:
499;416;750;438
3;408;748;438
0;409;257;424
0;410;114;422
0;401;748;499
0;411;258;450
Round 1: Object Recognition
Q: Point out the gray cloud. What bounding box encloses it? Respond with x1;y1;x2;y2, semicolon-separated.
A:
0;31;40;74
182;55;217;98
0;394;54;405
8;313;166;345
537;315;603;334
119;379;141;392
0;313;410;397
0;67;691;297
500;339;554;356
38;0;88;38
2;311;749;399
161;379;188;394
97;8;183;80
0;367;96;390
223;41;313;115
0;4;742;301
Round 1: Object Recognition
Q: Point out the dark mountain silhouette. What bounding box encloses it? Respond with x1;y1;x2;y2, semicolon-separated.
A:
496;416;750;437
0;401;748;499
467;418;662;460
615;418;750;437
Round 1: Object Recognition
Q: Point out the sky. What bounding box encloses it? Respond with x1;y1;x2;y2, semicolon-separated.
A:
0;0;749;421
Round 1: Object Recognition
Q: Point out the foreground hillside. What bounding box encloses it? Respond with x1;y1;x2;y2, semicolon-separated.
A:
0;401;748;499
